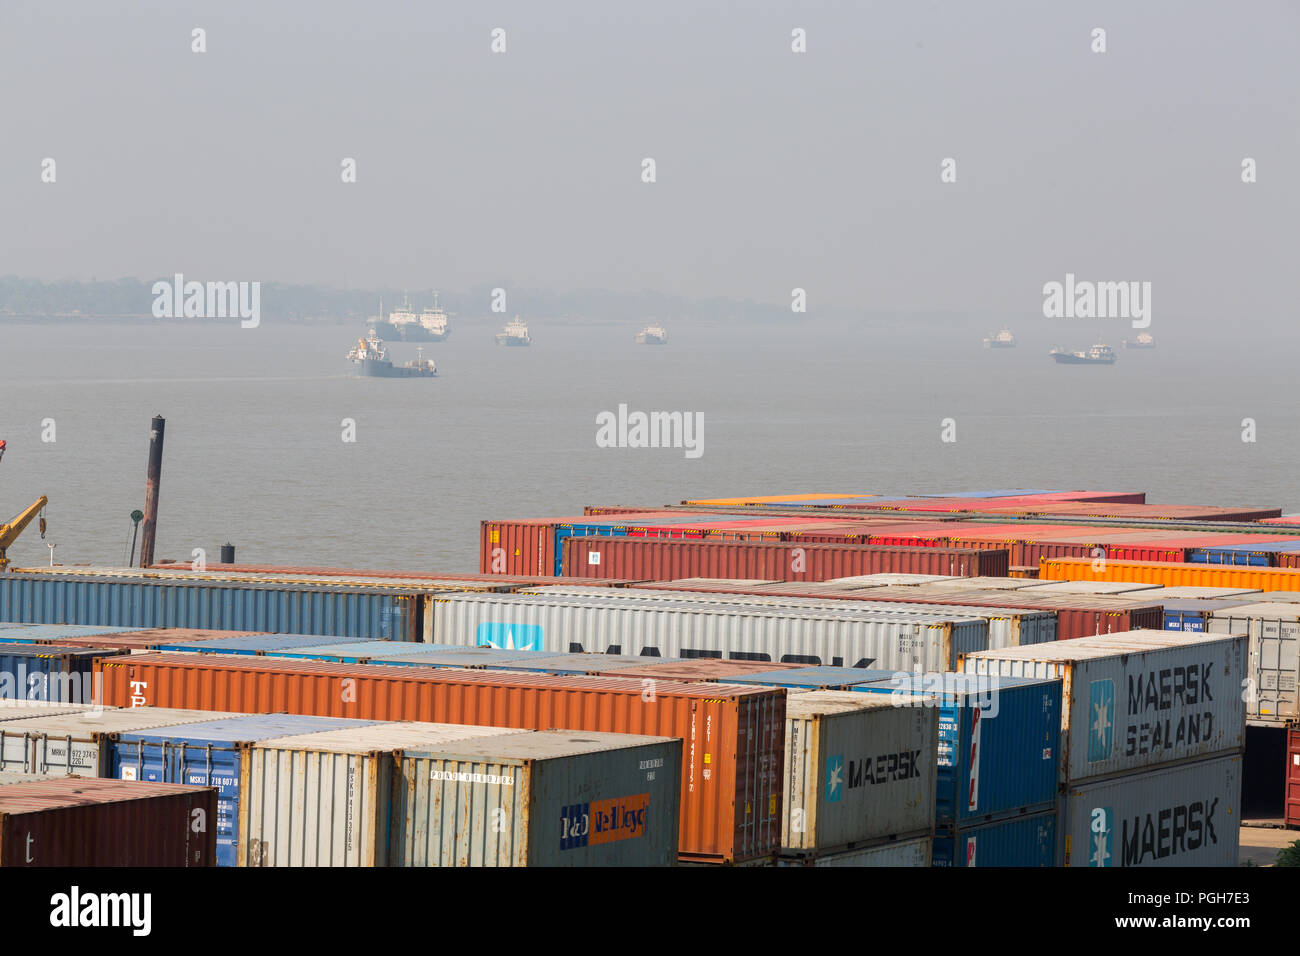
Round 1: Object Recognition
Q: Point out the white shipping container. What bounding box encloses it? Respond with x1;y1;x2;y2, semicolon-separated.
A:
778;835;931;867
781;692;937;854
241;722;529;866
1060;753;1241;868
1027;581;1161;596
0;701;98;721
391;730;683;867
960;630;1247;784
1207;603;1300;723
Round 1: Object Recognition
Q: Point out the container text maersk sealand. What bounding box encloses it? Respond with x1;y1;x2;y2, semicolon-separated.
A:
92;653;786;864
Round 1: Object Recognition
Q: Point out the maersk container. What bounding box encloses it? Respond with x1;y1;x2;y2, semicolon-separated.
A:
961;631;1247;784
0;644;130;704
779;691;936;856
240;722;529;866
0;707;245;776
110;712;385;867
1060;753;1241;867
428;593;989;671
1207;603;1300;723
933;810;1057;867
732;666;899;690
777;835;931;867
480;652;683;675
391;730;683;866
854;673;1060;824
0;573;421;641
1161;599;1258;633
524;586;1055;650
154;633;379;655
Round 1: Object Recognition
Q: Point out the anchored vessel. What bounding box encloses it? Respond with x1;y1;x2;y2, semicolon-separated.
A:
373;293;450;341
982;326;1016;348
1124;332;1155;349
635;324;669;345
495;316;531;347
347;329;437;377
1050;339;1117;365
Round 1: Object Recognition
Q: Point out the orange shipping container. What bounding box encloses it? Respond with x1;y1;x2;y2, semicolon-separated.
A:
93;653;785;864
1039;557;1300;591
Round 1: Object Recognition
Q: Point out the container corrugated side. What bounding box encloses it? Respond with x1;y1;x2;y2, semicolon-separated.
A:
93;654;786;864
1039;557;1300;591
933;810;1057;867
428;592;989;671
776;835;931;867
0;776;217;866
961;631;1247;784
391;730;682;866
240;722;529;866
780;692;936;855
0;644;130;704
1207;603;1300;723
1286;728;1300;828
1060;753;1241;867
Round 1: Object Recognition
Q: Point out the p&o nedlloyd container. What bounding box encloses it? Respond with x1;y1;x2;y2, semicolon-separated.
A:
960;631;1247;785
1206;602;1300;724
778;691;937;860
391;730;683;867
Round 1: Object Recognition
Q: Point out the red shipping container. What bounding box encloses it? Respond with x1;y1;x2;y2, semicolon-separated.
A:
94;654;785;864
0;777;216;867
30;628;268;651
1287;728;1300;829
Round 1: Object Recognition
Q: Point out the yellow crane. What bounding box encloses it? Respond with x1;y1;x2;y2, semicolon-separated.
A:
0;440;49;571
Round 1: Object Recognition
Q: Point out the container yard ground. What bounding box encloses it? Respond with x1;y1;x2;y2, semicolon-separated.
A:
1237;825;1296;866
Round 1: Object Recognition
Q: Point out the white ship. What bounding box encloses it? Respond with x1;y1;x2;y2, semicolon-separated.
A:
495;316;531;346
418;292;451;341
346;328;437;377
1123;332;1155;349
982;326;1016;348
635;324;669;345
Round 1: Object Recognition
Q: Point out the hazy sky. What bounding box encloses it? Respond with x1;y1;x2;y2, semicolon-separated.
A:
2;1;1296;317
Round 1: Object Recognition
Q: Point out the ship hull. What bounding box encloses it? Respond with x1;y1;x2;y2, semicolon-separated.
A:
348;358;436;378
1051;353;1115;365
636;336;668;345
496;338;530;346
1124;343;1155;349
986;342;1015;349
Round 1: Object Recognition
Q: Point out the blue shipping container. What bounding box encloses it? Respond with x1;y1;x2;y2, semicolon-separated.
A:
854;673;1061;824
0;644;129;703
0;624;141;645
0;573;419;640
269;641;462;664
932;811;1057;867
154;633;381;656
1161;599;1259;633
731;665;900;690
1190;541;1300;566
110;713;385;867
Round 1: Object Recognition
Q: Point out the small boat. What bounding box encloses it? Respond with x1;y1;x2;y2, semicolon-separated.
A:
635;324;669;345
982;326;1016;348
1050;339;1117;365
347;329;437;377
495;316;531;346
1123;332;1155;349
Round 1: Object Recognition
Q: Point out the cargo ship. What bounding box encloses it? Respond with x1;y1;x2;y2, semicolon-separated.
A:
635;324;669;345
1050;340;1116;365
346;329;437;377
495;316;531;346
417;292;451;341
372;293;450;341
982;326;1016;348
1123;332;1155;349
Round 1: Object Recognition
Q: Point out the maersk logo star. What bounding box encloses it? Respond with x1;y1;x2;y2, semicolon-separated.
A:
825;755;844;803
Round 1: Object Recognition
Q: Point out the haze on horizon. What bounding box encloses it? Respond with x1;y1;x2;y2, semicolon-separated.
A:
1;0;1296;321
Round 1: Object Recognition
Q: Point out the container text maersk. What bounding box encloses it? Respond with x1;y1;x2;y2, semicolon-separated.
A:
1125;660;1217;758
848;750;922;789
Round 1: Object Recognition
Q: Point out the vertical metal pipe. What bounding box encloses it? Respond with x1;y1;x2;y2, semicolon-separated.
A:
139;416;165;567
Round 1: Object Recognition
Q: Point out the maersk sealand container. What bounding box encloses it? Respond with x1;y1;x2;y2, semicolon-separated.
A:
853;673;1061;825
0;573;420;641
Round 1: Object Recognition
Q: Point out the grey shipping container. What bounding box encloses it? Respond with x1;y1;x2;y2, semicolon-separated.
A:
780;691;937;856
240;722;530;866
1060;753;1241;868
1206;603;1300;724
960;631;1247;785
390;730;683;866
428;592;988;671
777;835;931;867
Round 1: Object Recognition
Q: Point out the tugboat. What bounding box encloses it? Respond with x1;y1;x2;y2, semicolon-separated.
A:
982;326;1016;348
635;323;669;345
418;292;451;341
495;316;531;346
1123;332;1155;349
1050;337;1117;365
347;329;437;377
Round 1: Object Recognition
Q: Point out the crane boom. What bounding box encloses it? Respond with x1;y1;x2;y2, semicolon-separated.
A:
0;496;48;571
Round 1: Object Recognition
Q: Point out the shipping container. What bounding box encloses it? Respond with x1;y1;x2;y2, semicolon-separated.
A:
1134;587;1263;600
1191;541;1300;566
779;691;937;857
1287;728;1300;828
1027;581;1161;596
0;643;129;704
268;640;453;664
960;631;1247;784
154;633;368;655
776;835;931;867
932;810;1057;867
480;652;683;675
110;712;387;867
0;700;95;721
427;592;990;670
731;666;900;691
1039;557;1300;591
147;563;646;591
0;624;143;645
1060;753;1241;867
240;722;530;866
1206;603;1300;724
853;673;1061;823
1161;599;1259;633
390;730;682;866
593;659;809;683
27;628;268;652
0;572;423;640
94;654;786;863
0;707;247;776
0;775;217;866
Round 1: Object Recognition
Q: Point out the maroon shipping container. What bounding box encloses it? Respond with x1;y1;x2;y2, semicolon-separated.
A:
29;629;269;651
150;563;643;590
0;776;217;866
562;535;1008;581
1287;728;1300;829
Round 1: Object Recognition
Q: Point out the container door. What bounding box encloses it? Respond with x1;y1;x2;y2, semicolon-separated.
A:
1257;619;1299;722
175;743;243;868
